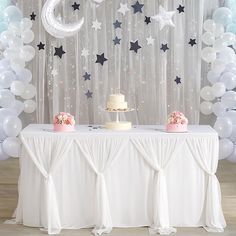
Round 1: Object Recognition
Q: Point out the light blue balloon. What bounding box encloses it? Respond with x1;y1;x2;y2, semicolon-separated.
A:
226;23;236;34
226;0;236;9
0;0;10;11
213;7;233;26
0;22;7;33
3;6;22;23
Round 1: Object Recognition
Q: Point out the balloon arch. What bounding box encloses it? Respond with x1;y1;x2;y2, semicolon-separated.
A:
0;2;36;160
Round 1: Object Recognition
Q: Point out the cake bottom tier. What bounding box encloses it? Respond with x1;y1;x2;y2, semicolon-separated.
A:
105;121;132;131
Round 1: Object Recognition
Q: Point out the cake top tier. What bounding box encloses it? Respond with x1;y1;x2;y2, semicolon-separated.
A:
109;93;125;103
167;111;188;125
53;112;75;125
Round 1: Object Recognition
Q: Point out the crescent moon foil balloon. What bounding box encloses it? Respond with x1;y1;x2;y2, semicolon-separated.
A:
41;0;84;38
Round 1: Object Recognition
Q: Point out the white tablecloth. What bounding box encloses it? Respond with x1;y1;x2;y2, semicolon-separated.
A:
13;125;226;235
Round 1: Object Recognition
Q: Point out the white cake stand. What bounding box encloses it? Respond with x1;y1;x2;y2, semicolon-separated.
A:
105;108;135;131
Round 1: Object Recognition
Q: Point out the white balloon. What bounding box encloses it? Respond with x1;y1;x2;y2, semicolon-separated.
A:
219;72;236;90
2;137;20;158
214;117;233;138
221;91;236;108
0;89;15;108
214;23;225;38
10;58;25;71
8;37;23;49
0;143;9;161
20;18;32;31
8;22;21;36
218;47;236;64
21;84;36;99
15;68;32;83
202;31;215;45
212;102;227;117
207;70;220;84
10;100;24;116
0;31;14;44
226;111;236;124
225;63;236;74
200;101;213;115
227;144;236;163
20;46;35;62
0;59;11;72
200;86;215;101
230;126;236;142
0;124;7;141
0;71;16;89
213;38;228;52
21;30;34;44
203;19;216;33
0;108;16;122
3;115;22;137
219;138;234;160
24;100;36;113
201;47;217;63
219;32;235;45
3;48;19;60
10;80;25;96
211;82;226;97
211;59;226;74
41;0;84;38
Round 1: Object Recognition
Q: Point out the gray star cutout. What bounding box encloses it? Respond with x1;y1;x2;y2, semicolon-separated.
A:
113;36;121;45
83;72;91;81
130;40;142;53
131;1;144;14
85;90;93;99
113;20;122;29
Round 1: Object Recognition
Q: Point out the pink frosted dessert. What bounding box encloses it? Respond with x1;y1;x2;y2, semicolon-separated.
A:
53;112;75;132
166;111;188;132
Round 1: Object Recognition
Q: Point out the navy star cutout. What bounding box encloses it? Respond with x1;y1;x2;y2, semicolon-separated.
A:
30;12;36;21
130;40;141;53
160;44;169;52
144;16;151;24
85;90;93;99
72;2;80;11
174;76;181;85
95;53;108;66
54;46;66;59
131;1;144;14
37;42;45;50
189;38;197;47
113;36;121;45
113;20;122;29
83;72;91;81
177;5;185;13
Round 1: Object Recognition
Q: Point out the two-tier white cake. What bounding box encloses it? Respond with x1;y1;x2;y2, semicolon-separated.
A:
106;94;128;111
105;93;132;130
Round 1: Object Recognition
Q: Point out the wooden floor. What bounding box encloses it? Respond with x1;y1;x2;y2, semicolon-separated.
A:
0;159;235;235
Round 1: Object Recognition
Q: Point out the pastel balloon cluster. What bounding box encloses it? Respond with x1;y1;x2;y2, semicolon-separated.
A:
200;6;236;163
0;5;36;161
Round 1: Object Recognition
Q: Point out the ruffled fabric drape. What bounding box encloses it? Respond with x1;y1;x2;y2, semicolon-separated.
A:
186;137;226;232
18;136;73;234
131;137;184;235
75;137;129;235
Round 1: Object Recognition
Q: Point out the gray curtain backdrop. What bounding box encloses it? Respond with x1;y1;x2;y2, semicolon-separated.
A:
17;0;221;126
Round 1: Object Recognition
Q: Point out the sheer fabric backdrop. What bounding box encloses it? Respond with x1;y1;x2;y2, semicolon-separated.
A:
17;0;219;126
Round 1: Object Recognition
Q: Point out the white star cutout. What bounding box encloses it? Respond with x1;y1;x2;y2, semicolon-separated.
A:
151;5;175;30
146;35;155;45
81;48;89;57
117;3;130;15
51;69;58;77
92;19;102;30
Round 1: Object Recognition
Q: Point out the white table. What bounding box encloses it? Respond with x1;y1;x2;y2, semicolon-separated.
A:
13;125;226;235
